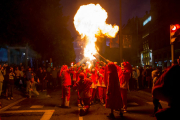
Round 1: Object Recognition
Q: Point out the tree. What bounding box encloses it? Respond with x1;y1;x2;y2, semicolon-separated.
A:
0;0;76;66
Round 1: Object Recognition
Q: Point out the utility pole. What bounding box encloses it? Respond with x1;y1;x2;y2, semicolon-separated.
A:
171;43;174;65
119;0;123;64
25;44;28;69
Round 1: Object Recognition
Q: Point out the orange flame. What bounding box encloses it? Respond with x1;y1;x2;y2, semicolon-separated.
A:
74;4;119;60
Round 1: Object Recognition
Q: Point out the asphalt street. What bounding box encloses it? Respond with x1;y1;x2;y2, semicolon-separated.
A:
0;88;168;120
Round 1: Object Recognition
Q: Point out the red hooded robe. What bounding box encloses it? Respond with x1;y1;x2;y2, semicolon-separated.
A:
106;63;122;110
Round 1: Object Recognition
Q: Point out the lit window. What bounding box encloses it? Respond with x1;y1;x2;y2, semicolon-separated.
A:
143;16;151;26
142;33;149;39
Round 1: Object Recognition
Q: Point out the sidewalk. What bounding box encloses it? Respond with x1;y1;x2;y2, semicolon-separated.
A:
0;89;25;112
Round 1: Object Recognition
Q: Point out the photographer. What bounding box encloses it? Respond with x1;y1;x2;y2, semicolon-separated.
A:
152;57;180;119
152;67;162;116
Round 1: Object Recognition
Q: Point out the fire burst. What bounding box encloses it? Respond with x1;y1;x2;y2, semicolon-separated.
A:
74;4;119;60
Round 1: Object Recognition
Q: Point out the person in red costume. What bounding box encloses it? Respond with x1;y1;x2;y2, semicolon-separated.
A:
90;68;98;104
72;64;77;85
106;63;123;118
73;72;92;116
119;61;132;112
152;58;180;120
97;66;106;105
60;65;73;108
76;64;86;107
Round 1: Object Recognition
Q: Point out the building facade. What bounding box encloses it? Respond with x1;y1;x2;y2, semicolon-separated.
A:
73;40;84;63
122;0;180;68
122;17;141;67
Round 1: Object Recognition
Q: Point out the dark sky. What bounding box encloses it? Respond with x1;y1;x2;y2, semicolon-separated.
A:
60;0;150;39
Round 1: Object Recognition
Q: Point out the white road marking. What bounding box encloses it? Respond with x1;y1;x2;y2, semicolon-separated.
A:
79;116;83;120
146;102;153;105
78;106;83;120
159;100;168;105
0;98;26;113
10;106;21;109
128;102;139;106
2;110;55;120
30;105;44;108
40;110;55;120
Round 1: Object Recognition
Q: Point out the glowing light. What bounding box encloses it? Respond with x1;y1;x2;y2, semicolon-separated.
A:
171;24;180;31
172;26;177;31
74;4;119;60
71;62;73;67
86;61;91;68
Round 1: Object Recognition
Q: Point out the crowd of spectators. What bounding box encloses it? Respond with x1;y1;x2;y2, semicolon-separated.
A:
0;64;61;99
0;62;167;100
129;65;166;91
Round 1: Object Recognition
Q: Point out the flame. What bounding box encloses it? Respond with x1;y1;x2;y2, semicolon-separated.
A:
74;4;119;60
86;61;91;69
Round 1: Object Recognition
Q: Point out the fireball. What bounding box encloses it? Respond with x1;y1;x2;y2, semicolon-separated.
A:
74;4;119;60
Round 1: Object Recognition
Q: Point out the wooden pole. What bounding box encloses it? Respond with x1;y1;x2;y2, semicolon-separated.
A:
119;0;123;64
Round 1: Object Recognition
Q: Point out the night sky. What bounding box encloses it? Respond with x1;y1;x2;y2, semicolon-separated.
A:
60;0;151;39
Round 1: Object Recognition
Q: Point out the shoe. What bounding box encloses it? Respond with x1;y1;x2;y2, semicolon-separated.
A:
59;105;71;108
63;106;71;108
79;108;85;116
46;95;51;98
91;101;94;105
59;105;64;108
100;99;104;104
11;97;13;100
123;109;127;113
107;113;115;119
0;102;1;109
78;104;82;108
